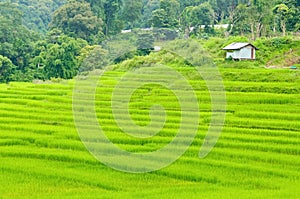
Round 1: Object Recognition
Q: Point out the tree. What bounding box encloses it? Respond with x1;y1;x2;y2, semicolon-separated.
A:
180;3;214;37
0;55;15;83
180;6;195;38
136;32;155;55
191;3;214;27
142;0;160;27
225;0;241;36
231;4;249;36
122;0;143;29
273;4;292;36
209;0;227;23
103;0;122;35
178;0;206;11
160;0;180;27
245;0;274;40
228;0;274;39
151;9;168;28
49;0;103;43
150;0;180;28
32;31;88;79
278;0;300;32
85;0;105;19
78;45;109;72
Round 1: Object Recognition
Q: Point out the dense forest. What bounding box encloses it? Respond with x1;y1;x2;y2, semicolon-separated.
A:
0;0;300;83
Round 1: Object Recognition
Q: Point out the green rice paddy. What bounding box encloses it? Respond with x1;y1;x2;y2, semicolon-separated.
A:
0;67;299;198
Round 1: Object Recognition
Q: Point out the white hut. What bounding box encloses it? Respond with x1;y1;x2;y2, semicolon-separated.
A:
222;43;258;60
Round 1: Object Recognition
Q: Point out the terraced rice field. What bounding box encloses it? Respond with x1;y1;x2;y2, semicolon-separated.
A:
0;67;299;198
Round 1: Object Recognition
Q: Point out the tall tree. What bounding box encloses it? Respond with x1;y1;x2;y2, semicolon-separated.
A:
85;0;105;19
142;0;160;27
151;9;168;28
103;0;122;35
239;0;274;40
209;0;227;23
280;0;300;32
225;1;245;36
273;3;293;36
122;0;143;29
180;3;214;37
49;0;103;43
160;0;180;27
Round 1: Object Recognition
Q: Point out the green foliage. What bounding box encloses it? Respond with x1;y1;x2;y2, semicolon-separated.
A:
2;0;66;33
103;0;123;35
180;2;214;37
0;1;38;75
136;32;155;50
1;0;300;83
113;50;190;71
160;0;180;27
200;35;300;68
0;55;15;83
254;36;300;66
150;0;184;29
78;45;109;73
110;32;155;64
151;9;168;28
49;0;103;43
32;31;88;79
142;0;160;27
122;0;143;29
101;32;137;64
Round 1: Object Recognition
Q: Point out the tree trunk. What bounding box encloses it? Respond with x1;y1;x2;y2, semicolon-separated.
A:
256;23;263;39
105;23;109;36
226;24;234;37
250;23;255;40
184;27;190;39
281;20;286;36
273;18;277;33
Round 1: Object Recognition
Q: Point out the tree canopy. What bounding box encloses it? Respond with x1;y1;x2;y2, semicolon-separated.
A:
49;0;103;43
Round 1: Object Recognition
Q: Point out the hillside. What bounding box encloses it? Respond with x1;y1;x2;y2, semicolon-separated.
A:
201;36;300;68
0;62;299;198
1;0;300;83
0;0;65;32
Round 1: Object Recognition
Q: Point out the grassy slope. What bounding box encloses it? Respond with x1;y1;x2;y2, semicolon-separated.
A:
201;36;300;68
0;54;299;198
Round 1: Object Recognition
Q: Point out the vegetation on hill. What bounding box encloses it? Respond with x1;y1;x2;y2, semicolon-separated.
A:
0;0;65;33
0;0;300;83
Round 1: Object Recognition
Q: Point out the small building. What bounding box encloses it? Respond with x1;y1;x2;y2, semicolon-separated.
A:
153;46;162;52
222;42;258;60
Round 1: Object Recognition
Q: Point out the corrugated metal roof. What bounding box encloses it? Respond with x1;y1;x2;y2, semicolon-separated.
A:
222;42;258;50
